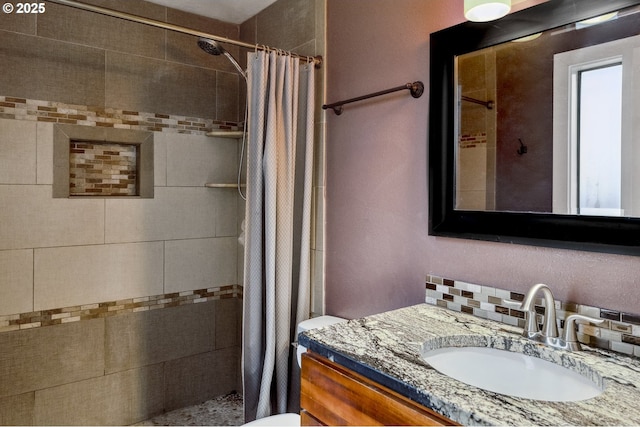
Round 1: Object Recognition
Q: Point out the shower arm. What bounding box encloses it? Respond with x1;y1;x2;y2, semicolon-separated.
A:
46;0;322;67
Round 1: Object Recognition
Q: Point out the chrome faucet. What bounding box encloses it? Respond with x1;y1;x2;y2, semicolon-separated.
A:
519;283;558;341
511;284;604;351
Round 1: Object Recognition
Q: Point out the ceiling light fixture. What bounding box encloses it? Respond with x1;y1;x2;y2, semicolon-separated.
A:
512;32;542;42
576;12;619;28
464;0;511;22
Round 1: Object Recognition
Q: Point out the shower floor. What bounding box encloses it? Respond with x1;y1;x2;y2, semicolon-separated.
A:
135;392;244;426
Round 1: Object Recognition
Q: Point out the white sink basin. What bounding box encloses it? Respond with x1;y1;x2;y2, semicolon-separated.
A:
423;346;603;402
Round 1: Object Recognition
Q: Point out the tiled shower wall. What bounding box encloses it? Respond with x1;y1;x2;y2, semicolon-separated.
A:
0;0;327;423
0;1;246;424
457;49;496;212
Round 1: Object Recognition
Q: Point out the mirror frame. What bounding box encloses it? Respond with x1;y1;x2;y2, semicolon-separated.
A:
429;0;640;256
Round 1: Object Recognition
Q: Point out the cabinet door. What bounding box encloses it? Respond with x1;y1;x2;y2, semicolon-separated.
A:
300;352;457;426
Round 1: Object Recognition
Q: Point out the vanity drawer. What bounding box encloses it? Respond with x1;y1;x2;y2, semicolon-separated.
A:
300;352;457;426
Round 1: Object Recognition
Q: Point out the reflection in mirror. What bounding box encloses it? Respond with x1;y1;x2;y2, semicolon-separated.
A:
455;4;640;217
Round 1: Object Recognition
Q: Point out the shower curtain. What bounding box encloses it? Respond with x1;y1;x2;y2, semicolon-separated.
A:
242;50;315;422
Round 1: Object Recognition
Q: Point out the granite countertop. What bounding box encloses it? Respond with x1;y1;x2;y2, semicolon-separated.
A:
299;304;640;426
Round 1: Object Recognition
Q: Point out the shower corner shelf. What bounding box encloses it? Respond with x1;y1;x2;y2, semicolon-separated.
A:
204;183;246;188
205;130;245;139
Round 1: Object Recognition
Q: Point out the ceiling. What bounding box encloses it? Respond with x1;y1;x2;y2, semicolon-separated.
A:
144;0;541;25
145;0;278;24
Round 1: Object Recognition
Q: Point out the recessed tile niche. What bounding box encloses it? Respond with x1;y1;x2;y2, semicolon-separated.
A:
69;141;138;196
53;124;154;198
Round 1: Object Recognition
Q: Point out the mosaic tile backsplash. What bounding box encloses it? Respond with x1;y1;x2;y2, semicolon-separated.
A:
426;275;640;358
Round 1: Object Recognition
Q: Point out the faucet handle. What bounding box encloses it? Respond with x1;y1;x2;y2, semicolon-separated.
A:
563;314;605;350
502;298;524;308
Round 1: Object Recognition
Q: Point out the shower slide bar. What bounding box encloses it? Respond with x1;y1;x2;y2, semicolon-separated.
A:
461;96;494;110
322;81;424;115
46;0;322;67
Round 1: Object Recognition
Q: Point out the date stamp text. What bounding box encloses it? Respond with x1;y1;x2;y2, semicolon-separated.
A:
3;2;46;14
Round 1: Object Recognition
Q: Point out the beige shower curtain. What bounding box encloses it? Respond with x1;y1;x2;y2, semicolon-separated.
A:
242;50;315;423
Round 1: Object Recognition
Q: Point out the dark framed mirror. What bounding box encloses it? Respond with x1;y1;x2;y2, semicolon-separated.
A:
429;0;640;255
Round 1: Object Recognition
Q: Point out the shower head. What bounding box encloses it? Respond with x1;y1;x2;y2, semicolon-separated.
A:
197;37;247;80
197;37;226;56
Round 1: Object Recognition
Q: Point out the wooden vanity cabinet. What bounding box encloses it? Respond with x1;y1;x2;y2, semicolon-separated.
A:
300;351;458;426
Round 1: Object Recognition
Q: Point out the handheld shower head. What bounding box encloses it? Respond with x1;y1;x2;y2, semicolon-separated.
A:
197;37;247;80
197;37;226;56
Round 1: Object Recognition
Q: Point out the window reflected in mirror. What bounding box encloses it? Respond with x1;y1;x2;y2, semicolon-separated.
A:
576;63;622;216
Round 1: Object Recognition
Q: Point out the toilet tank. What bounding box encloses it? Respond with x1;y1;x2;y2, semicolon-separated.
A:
296;315;346;366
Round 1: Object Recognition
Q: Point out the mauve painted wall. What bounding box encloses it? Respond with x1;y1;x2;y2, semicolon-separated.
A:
324;0;640;320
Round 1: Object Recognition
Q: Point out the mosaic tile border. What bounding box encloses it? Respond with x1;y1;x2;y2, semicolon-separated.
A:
459;132;487;149
426;275;640;358
0;96;242;135
0;284;242;334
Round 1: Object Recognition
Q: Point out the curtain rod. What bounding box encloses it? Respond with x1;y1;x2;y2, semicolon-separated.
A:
46;0;322;67
322;81;424;115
